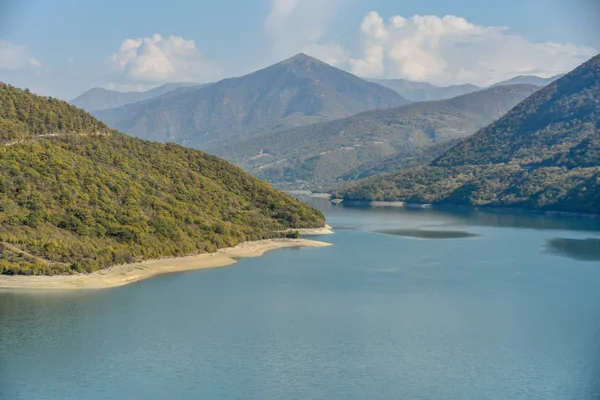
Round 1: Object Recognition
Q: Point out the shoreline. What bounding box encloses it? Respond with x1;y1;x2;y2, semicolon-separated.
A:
0;238;332;291
284;190;332;199
284;224;334;235
334;199;600;219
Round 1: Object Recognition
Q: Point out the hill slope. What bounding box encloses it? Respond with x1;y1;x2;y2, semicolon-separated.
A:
368;78;481;102
0;83;325;275
70;82;204;112
334;55;600;215
211;84;539;188
93;54;409;147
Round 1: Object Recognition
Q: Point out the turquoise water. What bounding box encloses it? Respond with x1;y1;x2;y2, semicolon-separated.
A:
2;199;600;399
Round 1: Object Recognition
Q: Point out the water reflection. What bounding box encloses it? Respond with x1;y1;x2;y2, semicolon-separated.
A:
298;197;600;233
546;238;600;261
375;229;480;239
455;210;600;232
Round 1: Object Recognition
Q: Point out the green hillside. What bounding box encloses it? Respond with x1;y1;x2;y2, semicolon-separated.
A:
0;83;325;275
0;86;106;142
333;55;600;215
212;84;539;188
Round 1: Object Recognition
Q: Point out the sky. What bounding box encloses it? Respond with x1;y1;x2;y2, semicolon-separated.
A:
0;0;598;100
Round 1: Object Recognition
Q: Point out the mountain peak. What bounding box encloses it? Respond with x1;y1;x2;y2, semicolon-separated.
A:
279;53;325;66
94;52;408;147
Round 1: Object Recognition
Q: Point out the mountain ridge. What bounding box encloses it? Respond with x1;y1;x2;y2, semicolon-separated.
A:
367;73;562;101
490;74;565;88
368;78;482;102
70;82;205;111
211;84;540;188
91;53;409;147
333;54;600;215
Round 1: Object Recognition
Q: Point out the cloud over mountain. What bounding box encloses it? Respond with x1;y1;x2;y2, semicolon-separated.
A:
106;34;220;83
348;12;597;86
262;3;596;86
265;0;346;64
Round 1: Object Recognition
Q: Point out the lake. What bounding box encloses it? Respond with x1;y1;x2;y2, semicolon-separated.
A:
2;198;600;399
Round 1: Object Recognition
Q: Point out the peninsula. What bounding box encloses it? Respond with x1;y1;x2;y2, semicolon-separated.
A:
0;83;331;282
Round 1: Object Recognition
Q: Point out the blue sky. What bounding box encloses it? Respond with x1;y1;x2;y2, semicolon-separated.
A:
0;0;598;100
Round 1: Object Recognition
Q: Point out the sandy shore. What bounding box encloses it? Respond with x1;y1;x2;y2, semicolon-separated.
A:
0;239;332;291
289;224;333;235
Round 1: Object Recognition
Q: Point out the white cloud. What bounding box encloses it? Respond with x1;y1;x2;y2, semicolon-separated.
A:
107;34;220;82
265;0;346;63
67;57;74;63
28;58;41;68
349;12;598;86
302;43;348;66
0;40;41;69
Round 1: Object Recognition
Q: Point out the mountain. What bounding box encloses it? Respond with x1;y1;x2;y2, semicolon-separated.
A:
368;78;481;102
333;54;600;215
339;139;461;182
211;84;540;189
92;54;409;148
491;74;564;88
367;74;562;101
70;82;204;111
0;83;325;275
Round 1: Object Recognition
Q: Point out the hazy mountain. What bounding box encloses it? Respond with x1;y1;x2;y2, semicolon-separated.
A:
334;55;600;215
92;54;409;148
491;74;565;88
211;84;540;188
368;78;481;102
368;74;563;101
70;82;204;112
0;83;325;275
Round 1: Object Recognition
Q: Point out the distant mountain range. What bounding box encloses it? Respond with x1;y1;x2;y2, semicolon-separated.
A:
211;84;540;188
490;74;565;88
367;79;481;102
370;74;563;102
334;54;600;215
70;82;205;111
76;57;567;152
74;65;565;118
91;54;409;147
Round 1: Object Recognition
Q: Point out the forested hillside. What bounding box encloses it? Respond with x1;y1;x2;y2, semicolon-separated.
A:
0;84;325;275
212;84;539;188
0;84;107;141
333;55;600;215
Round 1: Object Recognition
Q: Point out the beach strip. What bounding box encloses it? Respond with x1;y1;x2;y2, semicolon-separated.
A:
0;238;332;291
283;224;334;236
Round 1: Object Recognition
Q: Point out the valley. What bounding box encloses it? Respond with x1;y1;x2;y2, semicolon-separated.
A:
2;3;600;399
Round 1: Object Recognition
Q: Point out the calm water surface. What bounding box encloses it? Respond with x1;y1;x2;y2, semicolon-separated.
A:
2;199;600;399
